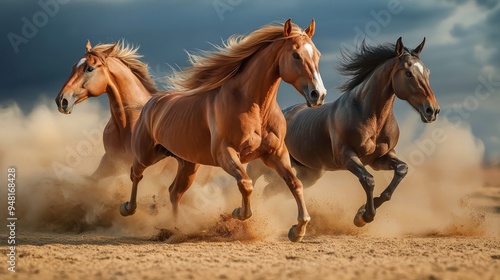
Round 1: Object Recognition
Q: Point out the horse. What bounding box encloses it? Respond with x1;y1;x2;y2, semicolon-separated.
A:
55;40;157;179
119;19;327;242
248;37;440;227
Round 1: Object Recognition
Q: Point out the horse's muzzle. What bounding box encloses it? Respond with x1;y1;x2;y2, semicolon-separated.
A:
306;89;326;107
55;95;72;114
419;104;440;123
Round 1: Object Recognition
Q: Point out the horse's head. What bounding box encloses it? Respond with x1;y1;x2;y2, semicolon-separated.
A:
55;40;116;114
279;19;327;108
392;37;440;123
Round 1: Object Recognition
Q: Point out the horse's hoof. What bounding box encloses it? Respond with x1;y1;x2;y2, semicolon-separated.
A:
353;205;367;227
231;207;251;221
231;208;243;220
288;225;304;242
120;202;136;217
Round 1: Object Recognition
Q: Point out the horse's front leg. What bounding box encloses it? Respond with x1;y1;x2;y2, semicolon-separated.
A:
120;160;145;216
262;149;311;242
369;150;408;209
344;150;376;227
217;146;254;221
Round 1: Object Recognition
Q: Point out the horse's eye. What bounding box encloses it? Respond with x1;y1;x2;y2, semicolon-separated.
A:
405;71;412;77
292;52;301;60
86;66;94;73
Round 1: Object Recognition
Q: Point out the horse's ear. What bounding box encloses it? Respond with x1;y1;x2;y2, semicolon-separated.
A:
284;19;292;37
305;19;315;38
412;37;426;56
102;42;118;58
86;40;92;52
395;37;404;57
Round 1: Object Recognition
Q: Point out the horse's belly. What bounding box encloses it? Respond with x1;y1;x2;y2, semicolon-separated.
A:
164;138;216;166
154;122;215;165
287;137;339;170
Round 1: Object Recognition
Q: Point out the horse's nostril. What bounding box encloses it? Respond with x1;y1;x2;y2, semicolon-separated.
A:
425;106;433;115
61;98;69;110
310;90;319;100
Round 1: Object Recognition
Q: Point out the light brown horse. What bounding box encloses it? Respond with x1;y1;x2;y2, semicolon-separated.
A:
55;41;157;179
248;38;439;227
120;19;327;242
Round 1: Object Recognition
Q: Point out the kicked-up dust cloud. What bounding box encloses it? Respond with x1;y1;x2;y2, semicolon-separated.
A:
0;99;249;239
0;99;498;241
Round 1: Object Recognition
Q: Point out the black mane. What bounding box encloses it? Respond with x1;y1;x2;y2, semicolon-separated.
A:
338;40;410;93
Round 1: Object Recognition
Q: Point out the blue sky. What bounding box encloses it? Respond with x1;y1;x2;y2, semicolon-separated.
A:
1;0;499;162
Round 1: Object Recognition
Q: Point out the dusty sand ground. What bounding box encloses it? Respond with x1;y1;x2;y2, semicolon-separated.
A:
1;167;499;280
1;233;499;280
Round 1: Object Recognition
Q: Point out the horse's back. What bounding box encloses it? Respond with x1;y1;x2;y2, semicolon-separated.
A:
282;103;308;119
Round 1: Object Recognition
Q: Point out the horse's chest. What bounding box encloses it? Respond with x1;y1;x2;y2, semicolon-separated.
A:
238;130;281;160
237;110;284;158
239;133;263;155
359;136;391;162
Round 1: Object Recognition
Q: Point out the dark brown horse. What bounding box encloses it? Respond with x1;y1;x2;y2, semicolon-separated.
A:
248;37;439;227
120;19;327;242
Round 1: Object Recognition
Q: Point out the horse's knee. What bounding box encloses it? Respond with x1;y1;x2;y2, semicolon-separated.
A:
395;163;408;178
129;166;144;182
381;192;392;202
238;179;253;196
359;175;375;192
284;176;305;196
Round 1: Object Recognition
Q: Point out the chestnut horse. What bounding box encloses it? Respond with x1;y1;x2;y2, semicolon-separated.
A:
55;41;157;179
120;19;327;242
248;38;439;227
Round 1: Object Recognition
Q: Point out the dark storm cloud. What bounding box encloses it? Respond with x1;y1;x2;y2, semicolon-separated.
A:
476;0;498;9
485;6;500;61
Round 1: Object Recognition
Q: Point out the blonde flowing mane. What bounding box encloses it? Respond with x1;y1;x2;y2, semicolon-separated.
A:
166;22;307;95
88;41;159;94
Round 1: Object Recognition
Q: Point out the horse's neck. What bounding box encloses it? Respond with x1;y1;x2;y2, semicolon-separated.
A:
237;42;282;114
352;59;396;125
106;61;153;130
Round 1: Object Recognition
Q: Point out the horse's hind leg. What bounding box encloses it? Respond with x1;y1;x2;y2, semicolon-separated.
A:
294;159;325;188
369;150;408;209
262;151;310;242
169;159;199;217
